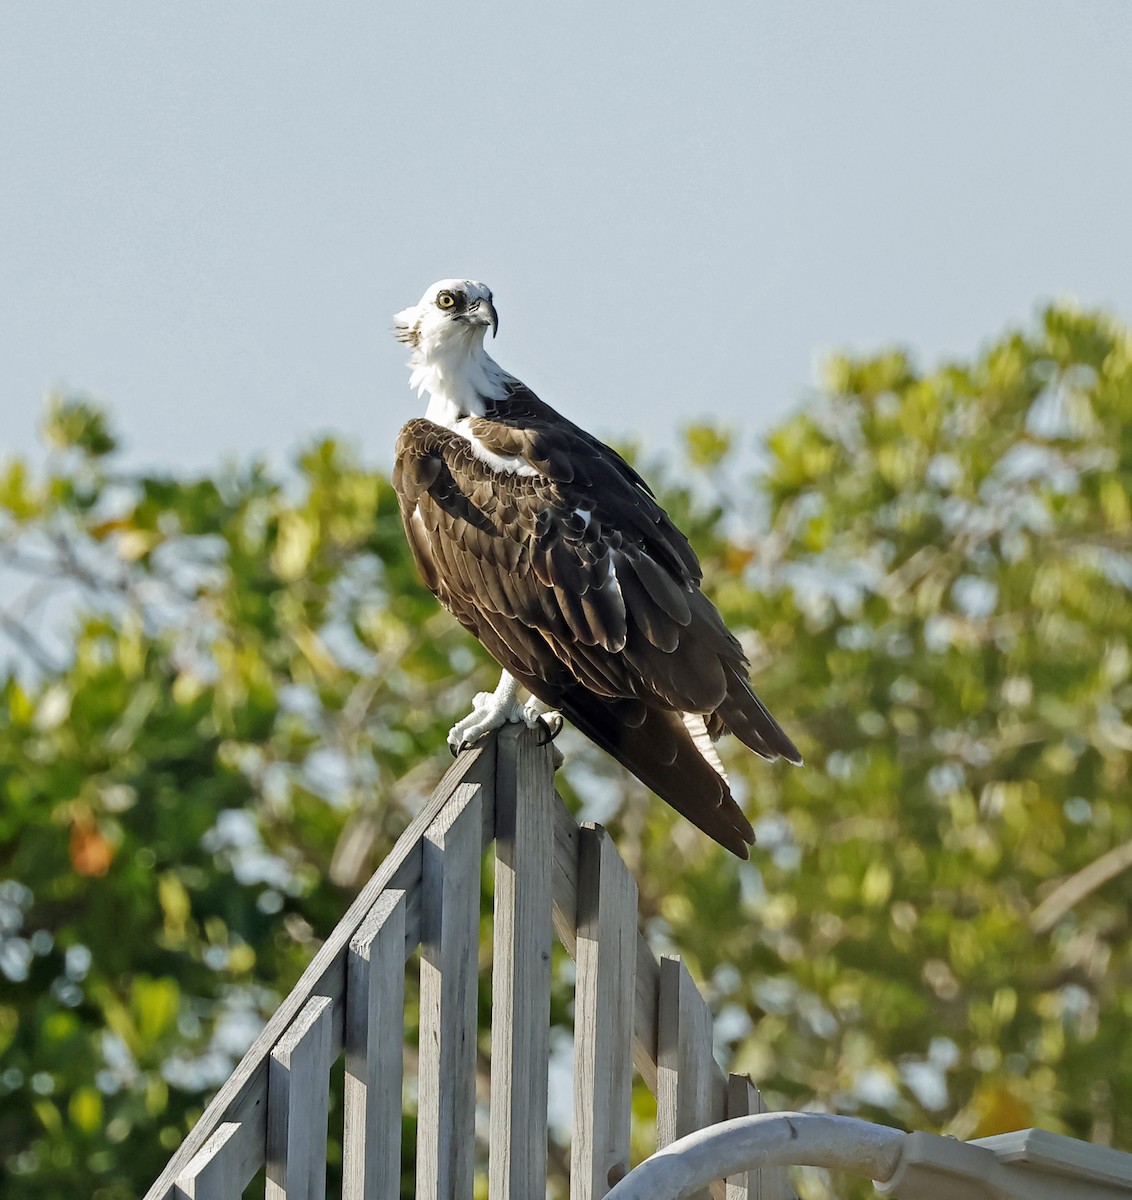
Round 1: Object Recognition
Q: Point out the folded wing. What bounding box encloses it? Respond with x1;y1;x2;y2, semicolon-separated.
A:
393;405;800;858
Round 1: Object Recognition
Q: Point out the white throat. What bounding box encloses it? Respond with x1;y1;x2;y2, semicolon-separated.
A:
409;328;511;428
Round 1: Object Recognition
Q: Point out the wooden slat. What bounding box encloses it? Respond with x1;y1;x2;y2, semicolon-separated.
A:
146;743;496;1200
174;1121;244;1199
657;955;716;1200
416;782;484;1200
572;824;639;1200
266;995;335;1200
551;801;728;1199
549;790;725;1113
343;890;408;1200
488;725;554;1200
550;789;582;955
633;939;662;1095
551;795;663;1093
726;1075;796;1200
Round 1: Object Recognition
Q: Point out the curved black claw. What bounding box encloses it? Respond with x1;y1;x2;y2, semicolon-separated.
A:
535;714;564;746
450;738;475;758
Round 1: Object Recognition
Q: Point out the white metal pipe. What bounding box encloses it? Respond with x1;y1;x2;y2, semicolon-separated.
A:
604;1111;908;1200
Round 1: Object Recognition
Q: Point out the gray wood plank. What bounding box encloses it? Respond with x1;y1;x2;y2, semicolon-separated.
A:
572;824;639;1200
343;890;408;1200
974;1127;1132;1187
657;955;716;1200
488;725;554;1200
173;1121;244;1200
549;795;728;1111
550;800;664;1093
550;789;582;956
633;937;662;1096
146;743;496;1200
416;782;484;1200
266;994;335;1200
726;1075;797;1200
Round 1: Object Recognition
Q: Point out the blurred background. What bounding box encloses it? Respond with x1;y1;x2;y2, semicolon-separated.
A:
3;5;1132;1199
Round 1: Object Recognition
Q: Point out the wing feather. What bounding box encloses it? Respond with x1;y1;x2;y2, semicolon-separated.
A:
393;407;797;858
626;553;693;625
614;550;681;651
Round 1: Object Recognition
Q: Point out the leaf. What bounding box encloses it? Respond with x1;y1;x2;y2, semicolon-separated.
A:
158;873;191;942
69;820;114;877
131;977;180;1044
271;510;316;581
683;423;734;468
970;1083;1034;1138
41;393;118;457
0;457;42;517
68;1087;103;1134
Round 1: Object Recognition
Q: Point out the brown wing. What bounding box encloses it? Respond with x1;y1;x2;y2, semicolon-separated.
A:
392;410;799;857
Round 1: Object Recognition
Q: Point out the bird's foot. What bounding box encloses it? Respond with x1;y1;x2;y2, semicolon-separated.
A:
448;671;567;755
447;690;564;756
446;670;530;755
448;690;517;755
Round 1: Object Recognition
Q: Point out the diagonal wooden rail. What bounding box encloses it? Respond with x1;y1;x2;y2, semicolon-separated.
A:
147;726;794;1200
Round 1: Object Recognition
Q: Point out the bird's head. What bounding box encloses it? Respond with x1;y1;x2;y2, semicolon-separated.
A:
393;279;499;355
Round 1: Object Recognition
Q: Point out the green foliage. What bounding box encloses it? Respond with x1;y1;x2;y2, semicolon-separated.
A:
3;305;1132;1199
42;392;118;460
648;305;1132;1195
0;410;494;1198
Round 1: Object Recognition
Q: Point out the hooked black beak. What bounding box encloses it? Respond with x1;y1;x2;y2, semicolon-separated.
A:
467;297;498;337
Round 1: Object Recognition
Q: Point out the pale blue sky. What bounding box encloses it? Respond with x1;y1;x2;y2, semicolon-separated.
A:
3;2;1130;474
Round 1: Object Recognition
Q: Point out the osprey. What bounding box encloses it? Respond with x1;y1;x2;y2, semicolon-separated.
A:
391;279;801;857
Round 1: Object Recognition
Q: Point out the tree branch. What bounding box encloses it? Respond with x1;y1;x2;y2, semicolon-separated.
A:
1031;837;1132;934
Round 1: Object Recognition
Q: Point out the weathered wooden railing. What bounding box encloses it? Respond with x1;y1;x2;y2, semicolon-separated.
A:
146;726;794;1200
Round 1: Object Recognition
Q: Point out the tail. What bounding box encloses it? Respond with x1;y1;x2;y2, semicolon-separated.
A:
716;665;803;765
554;686;756;858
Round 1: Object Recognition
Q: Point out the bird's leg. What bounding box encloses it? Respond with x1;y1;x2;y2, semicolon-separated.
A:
448;671;545;754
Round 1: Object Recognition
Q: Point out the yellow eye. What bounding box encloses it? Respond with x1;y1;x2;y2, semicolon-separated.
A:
436;290;456;310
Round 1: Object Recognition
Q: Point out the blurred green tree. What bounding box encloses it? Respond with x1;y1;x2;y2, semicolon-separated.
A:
2;305;1130;1200
659;305;1132;1196
0;399;484;1198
